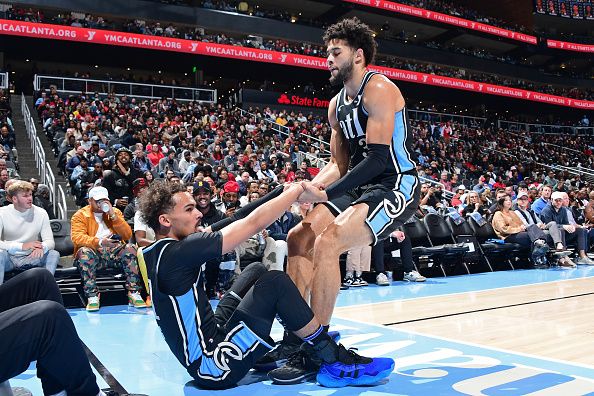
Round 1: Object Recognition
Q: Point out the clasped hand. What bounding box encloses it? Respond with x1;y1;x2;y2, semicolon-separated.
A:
296;181;328;203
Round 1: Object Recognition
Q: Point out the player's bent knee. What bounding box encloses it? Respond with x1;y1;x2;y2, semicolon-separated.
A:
315;224;349;254
287;224;314;255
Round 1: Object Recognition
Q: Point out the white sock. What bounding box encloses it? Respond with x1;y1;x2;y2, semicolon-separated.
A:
355;271;362;278
345;271;353;279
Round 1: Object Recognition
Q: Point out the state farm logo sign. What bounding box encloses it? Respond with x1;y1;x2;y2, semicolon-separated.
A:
277;93;329;108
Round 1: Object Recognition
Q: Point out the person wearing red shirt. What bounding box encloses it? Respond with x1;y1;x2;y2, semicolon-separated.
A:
147;144;164;167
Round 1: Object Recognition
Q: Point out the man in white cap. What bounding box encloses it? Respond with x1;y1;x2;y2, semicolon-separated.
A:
71;186;146;311
515;191;574;267
540;191;594;265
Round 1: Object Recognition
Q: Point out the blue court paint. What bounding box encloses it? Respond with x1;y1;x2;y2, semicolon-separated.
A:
10;268;594;395
336;266;594;307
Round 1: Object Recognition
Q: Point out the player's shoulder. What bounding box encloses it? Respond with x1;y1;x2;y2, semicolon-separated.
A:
366;72;398;93
363;73;403;109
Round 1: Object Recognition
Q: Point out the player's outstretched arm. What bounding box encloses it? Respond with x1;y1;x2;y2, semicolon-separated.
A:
219;183;306;254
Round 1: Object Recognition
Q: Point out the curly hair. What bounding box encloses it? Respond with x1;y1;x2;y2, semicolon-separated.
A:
138;180;187;233
323;17;377;66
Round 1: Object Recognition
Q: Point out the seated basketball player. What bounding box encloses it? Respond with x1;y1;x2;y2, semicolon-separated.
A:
137;180;394;389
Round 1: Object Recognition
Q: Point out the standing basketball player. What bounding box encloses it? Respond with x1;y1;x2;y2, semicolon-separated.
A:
264;17;420;383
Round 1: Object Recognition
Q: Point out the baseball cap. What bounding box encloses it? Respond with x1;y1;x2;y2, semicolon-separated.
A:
193;181;212;194
457;185;466;191
551;191;564;201
223;181;240;193
88;186;109;201
517;191;529;200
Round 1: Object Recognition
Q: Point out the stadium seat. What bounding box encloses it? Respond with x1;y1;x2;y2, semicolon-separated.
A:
50;219;74;257
423;213;470;274
467;215;524;270
446;216;494;272
402;218;449;277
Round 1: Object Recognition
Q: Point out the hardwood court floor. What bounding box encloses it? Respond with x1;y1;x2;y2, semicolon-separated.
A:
334;276;594;365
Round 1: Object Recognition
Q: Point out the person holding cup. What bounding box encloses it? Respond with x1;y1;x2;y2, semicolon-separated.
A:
71;186;145;311
102;147;144;211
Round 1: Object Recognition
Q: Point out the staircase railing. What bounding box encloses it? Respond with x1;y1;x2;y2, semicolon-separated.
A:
21;93;64;219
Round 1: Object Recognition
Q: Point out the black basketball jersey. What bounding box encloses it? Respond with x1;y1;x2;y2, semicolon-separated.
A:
142;233;224;371
335;71;417;185
142;232;273;384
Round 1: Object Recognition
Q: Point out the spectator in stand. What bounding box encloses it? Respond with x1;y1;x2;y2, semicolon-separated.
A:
419;183;441;209
281;162;295;182
540;192;594;265
0;170;8;191
216;181;241;217
488;189;509;216
70;157;91;194
76;162;104;207
33;184;56;220
0;181;59;285
0;180;60;284
215;168;230;189
257;161;277;182
450;185;466;207
545;171;559;189
384;229;425;282
178;150;193;175
473;176;487;195
236;171;250;197
461;191;487;217
223;147;238;172
532;185;552;216
492;195;550;262
133;148;153;173
515;191;570;263
504;183;516;200
102;147;144;212
258;182;270;197
147;143;164;167
584;192;594;225
70;186;146;311
123;178;148;223
65;144;86;176
0;125;15;153
291;201;313;221
298;161;312;181
561;191;594;246
440;171;452;191
158;149;180;177
239;181;259;207
342;246;371;288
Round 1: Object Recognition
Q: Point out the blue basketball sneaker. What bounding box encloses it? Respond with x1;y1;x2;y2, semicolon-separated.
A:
315;343;395;388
